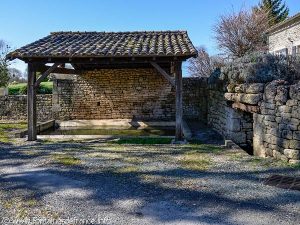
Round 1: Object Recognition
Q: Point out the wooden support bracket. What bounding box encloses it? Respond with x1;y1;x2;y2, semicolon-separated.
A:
150;62;175;87
35;63;61;87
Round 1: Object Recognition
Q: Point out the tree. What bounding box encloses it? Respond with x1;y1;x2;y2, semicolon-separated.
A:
0;40;10;87
187;47;224;77
9;68;26;83
214;9;270;58
257;0;289;26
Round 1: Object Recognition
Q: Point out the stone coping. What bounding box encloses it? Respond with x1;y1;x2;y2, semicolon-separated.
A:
15;119;192;141
57;119;176;128
15;120;55;138
36;135;175;141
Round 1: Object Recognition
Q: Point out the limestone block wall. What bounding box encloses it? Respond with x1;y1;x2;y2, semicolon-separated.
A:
208;84;253;150
183;77;208;122
53;68;176;121
253;80;300;163
0;72;208;123
0;95;52;121
225;80;300;163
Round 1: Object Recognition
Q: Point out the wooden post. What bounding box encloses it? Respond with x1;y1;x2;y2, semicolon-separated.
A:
174;61;183;141
27;63;37;141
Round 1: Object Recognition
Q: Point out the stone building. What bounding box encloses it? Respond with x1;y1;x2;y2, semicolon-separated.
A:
268;12;300;56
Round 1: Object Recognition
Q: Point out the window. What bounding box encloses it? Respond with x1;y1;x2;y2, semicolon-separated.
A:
297;45;300;55
275;48;288;56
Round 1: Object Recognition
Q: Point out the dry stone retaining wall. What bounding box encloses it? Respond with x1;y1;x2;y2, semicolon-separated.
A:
0;95;52;121
225;80;300;164
208;84;254;150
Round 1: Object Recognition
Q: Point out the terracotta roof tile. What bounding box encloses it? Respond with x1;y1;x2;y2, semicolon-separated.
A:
7;31;197;59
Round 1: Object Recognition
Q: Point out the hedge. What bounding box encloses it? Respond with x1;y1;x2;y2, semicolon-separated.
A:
8;82;53;95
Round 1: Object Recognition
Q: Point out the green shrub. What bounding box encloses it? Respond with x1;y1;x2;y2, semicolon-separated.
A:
8;82;53;95
19;85;27;94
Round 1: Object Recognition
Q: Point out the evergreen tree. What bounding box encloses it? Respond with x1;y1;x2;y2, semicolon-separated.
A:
258;0;289;26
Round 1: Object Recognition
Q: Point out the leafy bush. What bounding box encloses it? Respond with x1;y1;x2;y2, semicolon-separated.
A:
8;82;53;95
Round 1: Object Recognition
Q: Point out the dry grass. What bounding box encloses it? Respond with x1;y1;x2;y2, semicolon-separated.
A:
115;166;139;173
180;152;213;171
0;122;26;143
51;153;81;166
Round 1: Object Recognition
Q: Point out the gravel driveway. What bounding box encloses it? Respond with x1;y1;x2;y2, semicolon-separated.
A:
0;139;299;225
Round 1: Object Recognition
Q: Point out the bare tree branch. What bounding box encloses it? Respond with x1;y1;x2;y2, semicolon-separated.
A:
187;47;224;77
214;8;270;58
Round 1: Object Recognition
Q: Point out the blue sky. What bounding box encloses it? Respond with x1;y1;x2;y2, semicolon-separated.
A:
1;0;300;76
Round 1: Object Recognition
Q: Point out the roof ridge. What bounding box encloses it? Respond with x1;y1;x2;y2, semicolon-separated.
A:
50;30;188;35
267;12;300;33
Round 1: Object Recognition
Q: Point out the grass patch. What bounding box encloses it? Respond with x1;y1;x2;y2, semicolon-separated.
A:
112;137;172;145
22;150;41;156
0;122;27;143
249;157;300;169
8;82;53;95
51;153;81;166
183;143;223;154
87;152;124;160
116;166;139;173
1;197;37;219
226;151;246;161
123;156;144;164
180;152;213;171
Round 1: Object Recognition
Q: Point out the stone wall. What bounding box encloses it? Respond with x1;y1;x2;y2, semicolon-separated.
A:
0;95;52;121
224;80;300;164
53;68;176;121
208;84;253;150
253;80;300;164
0;71;208;123
183;77;208;122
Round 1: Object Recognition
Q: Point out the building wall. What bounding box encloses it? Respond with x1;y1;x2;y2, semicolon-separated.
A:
268;20;300;55
0;95;52;121
0;71;208;123
53;68;176;121
183;77;208;122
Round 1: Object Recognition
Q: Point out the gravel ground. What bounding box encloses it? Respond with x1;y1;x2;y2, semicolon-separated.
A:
0;138;299;225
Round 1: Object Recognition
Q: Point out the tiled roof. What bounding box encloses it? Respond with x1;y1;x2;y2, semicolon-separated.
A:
7;31;197;59
267;12;300;34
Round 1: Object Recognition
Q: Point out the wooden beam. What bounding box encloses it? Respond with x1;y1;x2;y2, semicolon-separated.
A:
35;63;76;75
175;61;183;141
27;63;37;141
35;63;61;87
150;62;175;87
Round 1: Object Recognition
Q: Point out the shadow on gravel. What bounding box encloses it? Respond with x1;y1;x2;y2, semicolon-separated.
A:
0;142;299;225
